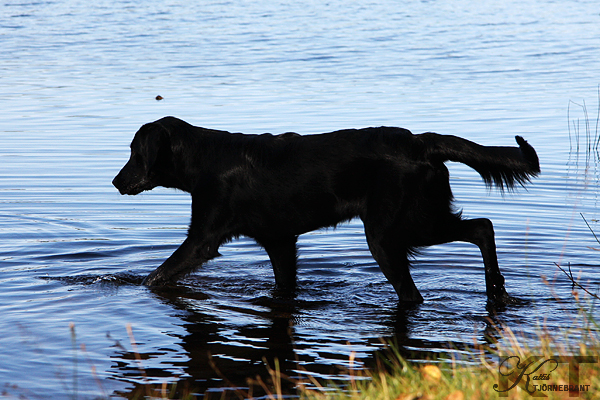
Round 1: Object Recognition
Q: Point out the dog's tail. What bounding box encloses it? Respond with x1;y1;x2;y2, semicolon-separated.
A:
419;133;540;190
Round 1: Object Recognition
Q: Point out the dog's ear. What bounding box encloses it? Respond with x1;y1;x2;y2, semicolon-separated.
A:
134;122;171;174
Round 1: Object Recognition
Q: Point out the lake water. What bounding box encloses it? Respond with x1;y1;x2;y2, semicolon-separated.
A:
1;0;600;398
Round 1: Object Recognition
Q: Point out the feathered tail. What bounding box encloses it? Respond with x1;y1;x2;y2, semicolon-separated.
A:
418;132;540;190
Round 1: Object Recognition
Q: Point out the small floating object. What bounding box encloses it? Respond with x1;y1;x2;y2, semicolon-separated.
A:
155;95;164;101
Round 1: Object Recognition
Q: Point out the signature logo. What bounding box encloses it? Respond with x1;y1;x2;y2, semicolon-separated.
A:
494;355;597;397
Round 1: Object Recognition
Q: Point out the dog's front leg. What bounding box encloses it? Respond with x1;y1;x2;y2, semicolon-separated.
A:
142;233;221;286
143;185;228;286
256;236;298;290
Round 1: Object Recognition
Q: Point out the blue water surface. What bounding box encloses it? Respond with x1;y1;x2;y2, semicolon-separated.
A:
1;0;599;398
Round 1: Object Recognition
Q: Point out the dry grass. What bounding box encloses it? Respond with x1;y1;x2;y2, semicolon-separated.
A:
299;312;600;400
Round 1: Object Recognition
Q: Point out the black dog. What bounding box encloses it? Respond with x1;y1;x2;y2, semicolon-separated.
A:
113;116;539;304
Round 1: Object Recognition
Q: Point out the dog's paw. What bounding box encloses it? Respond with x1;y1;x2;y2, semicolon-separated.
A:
141;271;170;287
487;290;529;310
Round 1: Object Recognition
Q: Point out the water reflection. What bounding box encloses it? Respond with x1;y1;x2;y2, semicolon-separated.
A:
107;282;513;398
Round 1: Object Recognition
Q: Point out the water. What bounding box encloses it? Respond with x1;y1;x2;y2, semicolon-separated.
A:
1;0;600;398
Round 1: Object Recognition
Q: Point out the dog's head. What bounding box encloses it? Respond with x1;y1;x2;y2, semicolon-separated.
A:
112;121;173;195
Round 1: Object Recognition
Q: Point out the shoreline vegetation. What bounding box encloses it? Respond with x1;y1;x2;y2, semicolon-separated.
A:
63;283;600;400
299;306;600;400
127;274;600;400
37;260;597;400
8;298;596;400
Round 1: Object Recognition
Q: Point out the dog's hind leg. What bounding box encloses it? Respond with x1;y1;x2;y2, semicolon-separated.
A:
363;224;423;303
422;217;515;305
258;236;298;290
452;218;514;305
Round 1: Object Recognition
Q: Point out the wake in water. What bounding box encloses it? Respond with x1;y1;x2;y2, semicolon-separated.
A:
40;272;145;286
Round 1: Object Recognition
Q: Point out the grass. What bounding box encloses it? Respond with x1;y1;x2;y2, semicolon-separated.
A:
9;240;598;400
297;319;600;400
104;286;599;400
5;298;599;400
